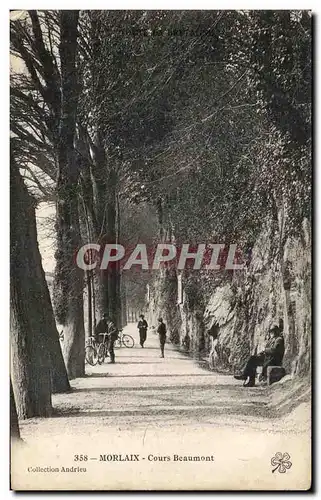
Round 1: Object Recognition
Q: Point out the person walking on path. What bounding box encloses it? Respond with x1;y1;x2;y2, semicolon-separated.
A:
157;317;167;358
208;322;219;370
137;314;148;348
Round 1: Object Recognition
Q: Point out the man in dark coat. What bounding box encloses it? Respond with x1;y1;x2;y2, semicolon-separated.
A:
137;314;148;348
157;317;167;358
234;324;285;387
208;322;219;369
95;312;108;343
95;313;118;363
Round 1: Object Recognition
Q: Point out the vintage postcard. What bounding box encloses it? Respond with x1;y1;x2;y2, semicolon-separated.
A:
10;9;312;491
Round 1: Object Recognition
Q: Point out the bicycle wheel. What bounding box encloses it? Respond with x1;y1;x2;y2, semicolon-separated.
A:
97;343;107;364
122;334;135;348
85;345;98;366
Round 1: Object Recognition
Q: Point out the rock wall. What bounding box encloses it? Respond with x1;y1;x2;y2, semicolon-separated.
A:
202;218;311;376
148;217;311;377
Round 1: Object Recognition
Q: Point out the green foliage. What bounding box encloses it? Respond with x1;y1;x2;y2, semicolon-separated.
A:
12;10;311;244
11;10;311;322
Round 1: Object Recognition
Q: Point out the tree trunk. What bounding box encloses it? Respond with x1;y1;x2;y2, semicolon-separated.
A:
45;277;71;393
88;143;120;325
90;135;110;317
87;270;93;337
120;273;127;328
10;161;52;418
115;191;122;328
10;379;20;440
54;10;85;379
86;15;121;322
106;167;118;325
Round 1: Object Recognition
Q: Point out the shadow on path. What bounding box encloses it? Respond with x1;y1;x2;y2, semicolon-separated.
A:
72;384;263;393
52;403;271;421
86;373;217;378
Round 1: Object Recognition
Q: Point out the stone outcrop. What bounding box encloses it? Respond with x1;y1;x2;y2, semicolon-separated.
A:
148;216;311;378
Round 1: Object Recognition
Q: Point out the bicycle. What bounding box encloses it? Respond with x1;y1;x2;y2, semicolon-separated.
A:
87;329;135;365
114;329;135;349
85;336;98;366
97;332;112;364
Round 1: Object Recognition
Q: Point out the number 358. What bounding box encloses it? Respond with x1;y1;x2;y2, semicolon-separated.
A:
74;454;88;461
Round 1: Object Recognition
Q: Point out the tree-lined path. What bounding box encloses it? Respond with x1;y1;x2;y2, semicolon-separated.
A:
18;323;309;442
10;10;311;490
13;323;310;490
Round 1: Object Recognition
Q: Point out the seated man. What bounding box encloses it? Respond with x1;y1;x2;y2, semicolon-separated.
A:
234;324;284;387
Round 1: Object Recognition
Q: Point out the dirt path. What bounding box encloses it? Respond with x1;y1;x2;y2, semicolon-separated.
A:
14;324;311;490
19;323;309;439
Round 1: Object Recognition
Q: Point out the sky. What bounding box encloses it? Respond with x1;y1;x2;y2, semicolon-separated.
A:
36;202;56;273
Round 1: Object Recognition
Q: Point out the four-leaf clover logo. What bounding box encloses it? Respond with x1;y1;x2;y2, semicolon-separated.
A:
271;452;292;473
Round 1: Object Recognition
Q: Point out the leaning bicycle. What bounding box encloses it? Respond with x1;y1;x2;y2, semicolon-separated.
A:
114;329;135;349
85;336;98;366
96;332;112;364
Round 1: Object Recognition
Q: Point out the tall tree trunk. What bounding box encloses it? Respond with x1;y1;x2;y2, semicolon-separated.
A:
86;144;120;325
87;270;93;337
10;161;52;418
115;191;122;328
106;167;118;325
10;379;20;440
120;273;127;328
90;134;110;317
45;278;70;394
88;14;120;322
54;10;85;379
